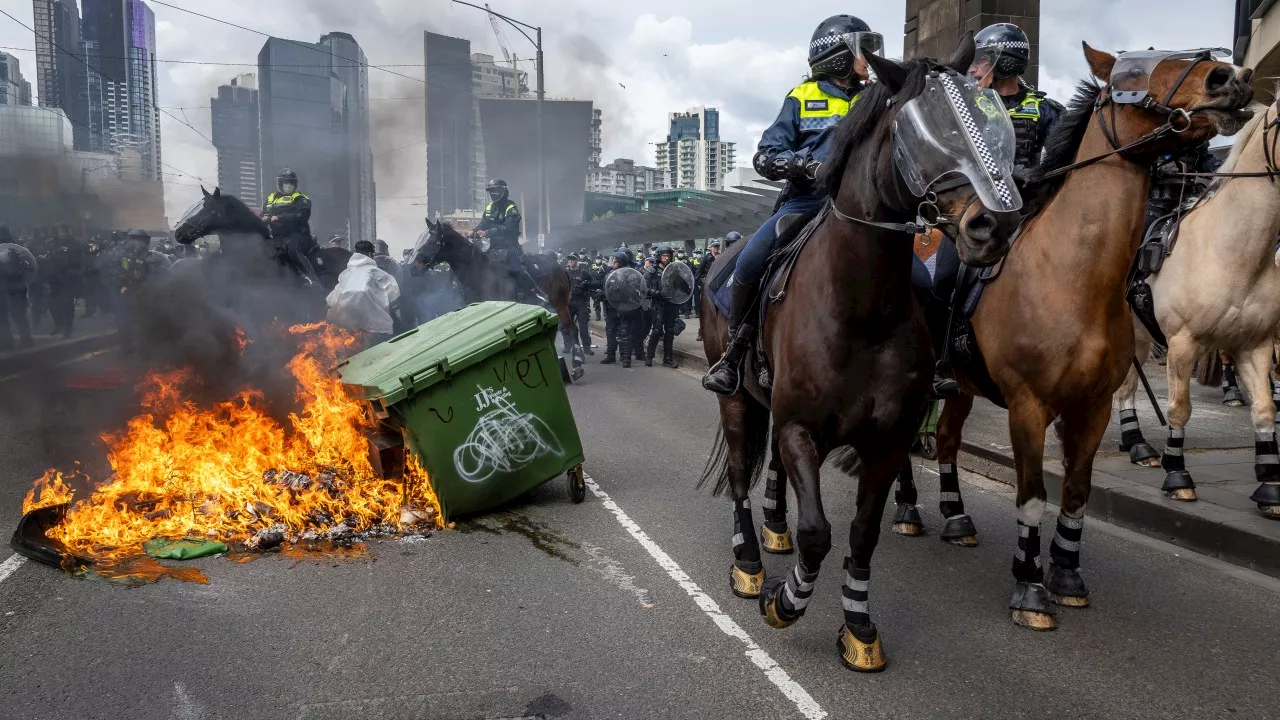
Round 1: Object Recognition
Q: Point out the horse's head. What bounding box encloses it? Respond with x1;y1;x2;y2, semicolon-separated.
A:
174;187;268;245
823;33;1021;268
1081;43;1254;152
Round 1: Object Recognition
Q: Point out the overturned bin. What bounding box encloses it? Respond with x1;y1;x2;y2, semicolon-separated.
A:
337;302;587;521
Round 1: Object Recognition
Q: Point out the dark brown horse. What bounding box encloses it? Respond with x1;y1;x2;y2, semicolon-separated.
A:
417;220;579;368
892;46;1254;630
699;36;1022;671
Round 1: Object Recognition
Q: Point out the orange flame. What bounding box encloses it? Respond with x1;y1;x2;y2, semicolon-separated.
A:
27;323;439;562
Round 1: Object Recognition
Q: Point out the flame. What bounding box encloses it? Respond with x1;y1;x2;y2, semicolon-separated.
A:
26;323;439;563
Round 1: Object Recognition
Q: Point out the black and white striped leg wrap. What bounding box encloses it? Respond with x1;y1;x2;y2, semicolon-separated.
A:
1255;431;1280;482
763;469;787;524
777;562;818;615
732;498;759;563
1119;409;1145;449
938;463;966;518
1223;363;1240;394
842;561;871;627
1012;521;1044;583
1049;511;1083;570
1162;428;1185;472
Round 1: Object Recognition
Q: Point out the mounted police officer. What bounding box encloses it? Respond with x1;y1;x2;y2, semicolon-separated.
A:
644;245;682;368
565;253;599;355
264;168;318;285
704;15;882;395
475;179;542;301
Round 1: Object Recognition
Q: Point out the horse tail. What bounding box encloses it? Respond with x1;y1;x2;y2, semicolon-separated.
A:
697;407;770;497
1195;348;1223;388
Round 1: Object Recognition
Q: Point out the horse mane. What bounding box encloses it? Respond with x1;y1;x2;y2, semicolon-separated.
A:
1021;80;1103;217
820;61;931;198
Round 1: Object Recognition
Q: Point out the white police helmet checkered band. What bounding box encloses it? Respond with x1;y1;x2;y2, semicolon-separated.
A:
892;69;1023;213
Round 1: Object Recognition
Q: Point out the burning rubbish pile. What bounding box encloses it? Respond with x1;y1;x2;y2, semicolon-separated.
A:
16;323;440;579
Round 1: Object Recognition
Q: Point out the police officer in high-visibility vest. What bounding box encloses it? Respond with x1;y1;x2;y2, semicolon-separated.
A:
264;168;318;285
704;15;882;396
475;179;542;301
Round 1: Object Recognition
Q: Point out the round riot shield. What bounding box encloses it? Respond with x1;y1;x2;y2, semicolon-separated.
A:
0;244;38;289
605;266;645;312
660;261;695;305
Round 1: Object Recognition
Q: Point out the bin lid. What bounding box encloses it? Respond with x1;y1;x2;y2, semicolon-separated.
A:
336;301;559;406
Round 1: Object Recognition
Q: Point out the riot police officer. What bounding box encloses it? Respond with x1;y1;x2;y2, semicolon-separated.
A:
264;168;317;285
565;253;599;354
0;227;34;349
46;224;83;339
475;179;542;301
704;15;882;395
602;249;643;368
645;245;681;369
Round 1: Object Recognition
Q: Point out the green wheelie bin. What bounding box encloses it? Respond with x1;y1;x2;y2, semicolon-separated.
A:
336;302;587;521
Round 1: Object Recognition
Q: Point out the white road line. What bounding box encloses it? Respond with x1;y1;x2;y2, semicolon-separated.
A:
0;553;25;585
583;473;827;720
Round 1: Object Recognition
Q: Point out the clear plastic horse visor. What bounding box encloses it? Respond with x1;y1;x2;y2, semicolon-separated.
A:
1110;48;1231;105
892;71;1023;213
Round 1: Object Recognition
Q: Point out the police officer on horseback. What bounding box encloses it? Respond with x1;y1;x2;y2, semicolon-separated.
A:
704;15;882;395
264;168;318;285
475;179;542;302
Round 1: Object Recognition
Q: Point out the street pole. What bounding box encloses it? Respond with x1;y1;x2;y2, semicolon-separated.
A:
535;27;546;239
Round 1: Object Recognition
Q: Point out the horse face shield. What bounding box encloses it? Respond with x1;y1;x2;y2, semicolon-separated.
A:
892;71;1023;214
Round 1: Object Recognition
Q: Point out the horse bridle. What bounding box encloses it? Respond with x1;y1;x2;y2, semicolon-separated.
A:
1173;106;1280;183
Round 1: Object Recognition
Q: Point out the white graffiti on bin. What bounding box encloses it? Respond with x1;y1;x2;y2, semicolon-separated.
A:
454;386;564;484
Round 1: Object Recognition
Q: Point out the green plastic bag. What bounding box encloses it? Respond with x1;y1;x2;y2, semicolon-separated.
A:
143;537;228;560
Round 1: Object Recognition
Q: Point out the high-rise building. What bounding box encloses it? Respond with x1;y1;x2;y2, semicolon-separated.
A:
589;108;602;168
654;106;736;192
259;33;375;242
32;0;87;146
904;0;1041;87
80;0;162;180
210;73;259;205
423;32;475;220
587;157;661;197
0;53;33;106
471;53;528;98
320;32;375;244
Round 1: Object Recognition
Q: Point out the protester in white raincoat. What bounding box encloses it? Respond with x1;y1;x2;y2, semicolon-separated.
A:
326;246;400;336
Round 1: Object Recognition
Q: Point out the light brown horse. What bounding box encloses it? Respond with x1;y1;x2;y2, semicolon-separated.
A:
700;37;1022;671
896;46;1254;630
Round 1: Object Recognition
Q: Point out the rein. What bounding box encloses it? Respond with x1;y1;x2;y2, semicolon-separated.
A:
1175;108;1280;182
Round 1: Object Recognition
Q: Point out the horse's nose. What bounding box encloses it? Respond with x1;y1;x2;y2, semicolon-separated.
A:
964;208;1018;243
1204;65;1235;95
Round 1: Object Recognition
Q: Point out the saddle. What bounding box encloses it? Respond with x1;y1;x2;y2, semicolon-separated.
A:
1125;209;1191;351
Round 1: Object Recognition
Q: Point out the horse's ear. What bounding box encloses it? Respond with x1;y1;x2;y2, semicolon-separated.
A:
947;31;976;75
213;187;221;198
1083;42;1116;83
866;53;908;93
201;186;210;198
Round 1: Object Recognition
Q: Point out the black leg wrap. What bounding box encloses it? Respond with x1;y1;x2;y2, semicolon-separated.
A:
1048;514;1082;570
894;463;918;506
937;463;966;519
1223;364;1245;405
1161;428;1186;472
1118;410;1142;450
1254;433;1280;482
841;562;871;627
762;469;787;524
732;498;760;564
1011;521;1043;584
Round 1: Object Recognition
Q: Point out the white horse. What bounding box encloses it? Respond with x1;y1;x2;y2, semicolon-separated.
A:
1112;99;1280;518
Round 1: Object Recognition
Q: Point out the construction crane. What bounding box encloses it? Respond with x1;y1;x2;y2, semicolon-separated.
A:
485;3;520;97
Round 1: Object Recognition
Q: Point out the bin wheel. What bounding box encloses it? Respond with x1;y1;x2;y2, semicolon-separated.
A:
919;434;938;461
568;464;587;504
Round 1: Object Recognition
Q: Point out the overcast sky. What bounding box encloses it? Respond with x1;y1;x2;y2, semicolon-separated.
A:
0;0;1237;248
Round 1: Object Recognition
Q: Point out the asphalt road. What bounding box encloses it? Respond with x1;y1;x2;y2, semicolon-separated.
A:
2;354;1280;720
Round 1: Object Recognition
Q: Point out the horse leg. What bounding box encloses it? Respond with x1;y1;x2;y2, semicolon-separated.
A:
891;461;925;536
760;422;830;630
936;393;979;546
1221;350;1246;407
761;426;794;554
1235;343;1280;518
838;450;902;673
1045;396;1111;609
1114;335;1160;467
722;395;771;599
1006;395;1056;631
1161;332;1200;501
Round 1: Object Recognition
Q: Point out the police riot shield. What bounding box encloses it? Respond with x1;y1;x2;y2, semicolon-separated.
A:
0;244;37;289
660;261;695;305
604;266;645;312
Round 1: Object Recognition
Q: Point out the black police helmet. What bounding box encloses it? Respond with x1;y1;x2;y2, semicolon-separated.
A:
566;253;580;262
975;23;1031;80
277;167;299;191
809;15;872;79
486;179;509;201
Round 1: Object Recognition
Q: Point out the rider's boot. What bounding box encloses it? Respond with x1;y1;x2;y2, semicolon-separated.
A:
515;268;548;305
295;255;319;287
702;281;757;396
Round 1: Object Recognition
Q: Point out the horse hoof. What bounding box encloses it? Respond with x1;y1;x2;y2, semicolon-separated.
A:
760;523;794;554
1010;582;1057;631
759;579;799;629
730;563;765;599
1258;504;1280;519
1249;483;1280;519
1223;391;1245;407
1046;565;1090;608
1167;488;1198;501
940;515;978;547
1126;443;1160;467
837;623;887;673
891;504;924;537
1162;470;1196;502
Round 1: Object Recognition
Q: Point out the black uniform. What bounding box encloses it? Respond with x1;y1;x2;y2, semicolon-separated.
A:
566;263;600;353
82;237;105;317
602;258;644;368
46;231;84;338
0;229;34;349
1146;143;1220;233
643;262;681;368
